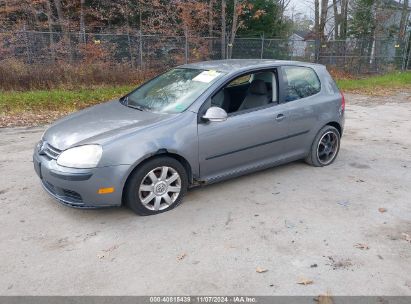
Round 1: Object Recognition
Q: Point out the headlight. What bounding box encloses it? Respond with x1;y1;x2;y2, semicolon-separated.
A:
36;139;43;152
57;145;102;169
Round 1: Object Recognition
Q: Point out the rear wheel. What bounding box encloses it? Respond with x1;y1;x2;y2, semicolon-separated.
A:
305;125;340;167
125;157;188;215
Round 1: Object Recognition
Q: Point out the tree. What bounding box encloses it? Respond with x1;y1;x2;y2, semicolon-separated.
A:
398;0;410;42
237;0;292;37
221;0;226;58
349;0;375;38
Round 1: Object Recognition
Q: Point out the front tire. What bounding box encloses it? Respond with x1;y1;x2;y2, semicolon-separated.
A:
125;156;188;215
305;125;340;167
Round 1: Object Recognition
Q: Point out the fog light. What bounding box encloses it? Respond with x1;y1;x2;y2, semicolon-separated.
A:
98;187;115;194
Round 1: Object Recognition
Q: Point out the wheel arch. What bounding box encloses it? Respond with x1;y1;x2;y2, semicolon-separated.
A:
121;150;193;205
325;121;342;136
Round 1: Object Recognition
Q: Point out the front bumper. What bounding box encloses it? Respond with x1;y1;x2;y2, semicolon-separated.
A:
33;150;130;208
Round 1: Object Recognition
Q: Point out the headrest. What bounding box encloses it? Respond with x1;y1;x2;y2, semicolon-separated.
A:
249;79;268;95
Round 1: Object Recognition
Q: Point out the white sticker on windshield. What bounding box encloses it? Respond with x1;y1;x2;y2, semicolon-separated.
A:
193;70;221;83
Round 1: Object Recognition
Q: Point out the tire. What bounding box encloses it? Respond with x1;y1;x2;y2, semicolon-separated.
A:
305;125;340;167
125;156;188;215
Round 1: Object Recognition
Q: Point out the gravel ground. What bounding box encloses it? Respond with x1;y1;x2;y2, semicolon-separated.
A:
0;92;410;296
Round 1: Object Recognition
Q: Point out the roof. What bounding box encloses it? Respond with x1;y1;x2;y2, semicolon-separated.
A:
180;59;322;73
290;30;316;40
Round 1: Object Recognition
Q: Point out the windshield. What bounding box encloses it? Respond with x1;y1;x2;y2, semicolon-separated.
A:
125;68;224;113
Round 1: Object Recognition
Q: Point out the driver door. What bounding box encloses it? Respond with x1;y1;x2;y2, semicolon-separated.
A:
197;70;290;181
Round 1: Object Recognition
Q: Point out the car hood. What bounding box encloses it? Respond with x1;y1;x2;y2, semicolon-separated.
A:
43;100;172;150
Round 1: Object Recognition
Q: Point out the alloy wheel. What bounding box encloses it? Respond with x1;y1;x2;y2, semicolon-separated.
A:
316;131;339;165
138;166;182;211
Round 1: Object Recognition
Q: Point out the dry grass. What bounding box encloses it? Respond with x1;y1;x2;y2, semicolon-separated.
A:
0;59;158;91
336;71;411;96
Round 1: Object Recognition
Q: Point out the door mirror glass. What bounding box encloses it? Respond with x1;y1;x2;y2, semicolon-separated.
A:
202;107;228;122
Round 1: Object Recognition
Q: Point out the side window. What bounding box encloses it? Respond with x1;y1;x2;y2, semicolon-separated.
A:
210;70;277;115
282;66;321;102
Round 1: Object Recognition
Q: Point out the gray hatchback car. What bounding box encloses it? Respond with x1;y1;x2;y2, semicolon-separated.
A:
33;59;345;215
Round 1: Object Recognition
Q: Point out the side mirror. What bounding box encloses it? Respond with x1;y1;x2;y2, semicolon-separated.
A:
202;107;228;122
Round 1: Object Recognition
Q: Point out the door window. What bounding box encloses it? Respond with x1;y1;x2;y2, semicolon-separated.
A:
282;66;321;102
210;70;277;114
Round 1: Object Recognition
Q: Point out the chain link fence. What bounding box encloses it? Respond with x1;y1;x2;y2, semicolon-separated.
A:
1;30;410;74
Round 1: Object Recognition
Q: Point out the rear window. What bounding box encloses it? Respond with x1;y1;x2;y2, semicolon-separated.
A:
282;66;321;101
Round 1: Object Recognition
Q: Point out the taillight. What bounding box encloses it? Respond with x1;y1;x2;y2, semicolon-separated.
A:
340;91;345;112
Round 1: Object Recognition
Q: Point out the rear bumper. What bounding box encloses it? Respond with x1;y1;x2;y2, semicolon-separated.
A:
33;151;130;208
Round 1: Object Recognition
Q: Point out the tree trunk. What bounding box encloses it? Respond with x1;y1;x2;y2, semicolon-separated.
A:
208;0;214;56
314;0;320;40
332;0;339;39
340;0;348;39
79;0;86;43
53;0;66;32
228;0;239;59
314;0;320;60
319;0;329;42
221;0;226;59
399;0;409;42
46;0;55;61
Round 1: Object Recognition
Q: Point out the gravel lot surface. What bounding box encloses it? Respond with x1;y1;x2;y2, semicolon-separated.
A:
0;92;410;295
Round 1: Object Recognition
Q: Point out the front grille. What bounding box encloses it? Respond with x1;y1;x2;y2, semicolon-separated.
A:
40;143;62;160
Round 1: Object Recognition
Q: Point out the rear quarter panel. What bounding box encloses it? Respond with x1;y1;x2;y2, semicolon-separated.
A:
285;65;343;157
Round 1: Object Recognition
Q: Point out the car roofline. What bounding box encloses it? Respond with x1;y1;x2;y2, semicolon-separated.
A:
178;59;325;74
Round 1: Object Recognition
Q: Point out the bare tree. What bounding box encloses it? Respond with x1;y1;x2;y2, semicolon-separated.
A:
279;0;291;21
208;0;214;53
227;0;240;59
79;0;85;42
340;0;349;39
53;0;66;31
314;0;320;39
331;0;349;39
332;0;339;39
45;0;55;60
399;0;410;42
319;0;329;41
221;0;226;58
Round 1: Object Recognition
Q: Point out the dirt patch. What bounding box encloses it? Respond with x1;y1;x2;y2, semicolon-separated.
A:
326;256;354;270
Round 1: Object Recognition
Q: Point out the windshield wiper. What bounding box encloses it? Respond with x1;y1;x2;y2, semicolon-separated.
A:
120;96;146;111
127;104;145;111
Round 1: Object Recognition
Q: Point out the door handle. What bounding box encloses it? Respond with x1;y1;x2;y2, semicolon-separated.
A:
275;114;286;121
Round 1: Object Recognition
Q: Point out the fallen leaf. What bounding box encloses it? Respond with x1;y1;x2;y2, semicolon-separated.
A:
103;244;119;252
256;267;268;273
297;278;314;285
177;253;187;260
378;208;387;213
354;243;370;250
401;233;411;243
315;292;334;304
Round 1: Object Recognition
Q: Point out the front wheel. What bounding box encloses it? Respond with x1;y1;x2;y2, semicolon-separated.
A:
125;157;188;215
305;126;340;167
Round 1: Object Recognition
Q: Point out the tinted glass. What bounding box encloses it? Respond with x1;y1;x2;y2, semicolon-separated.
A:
283;66;321;101
127;68;224;113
